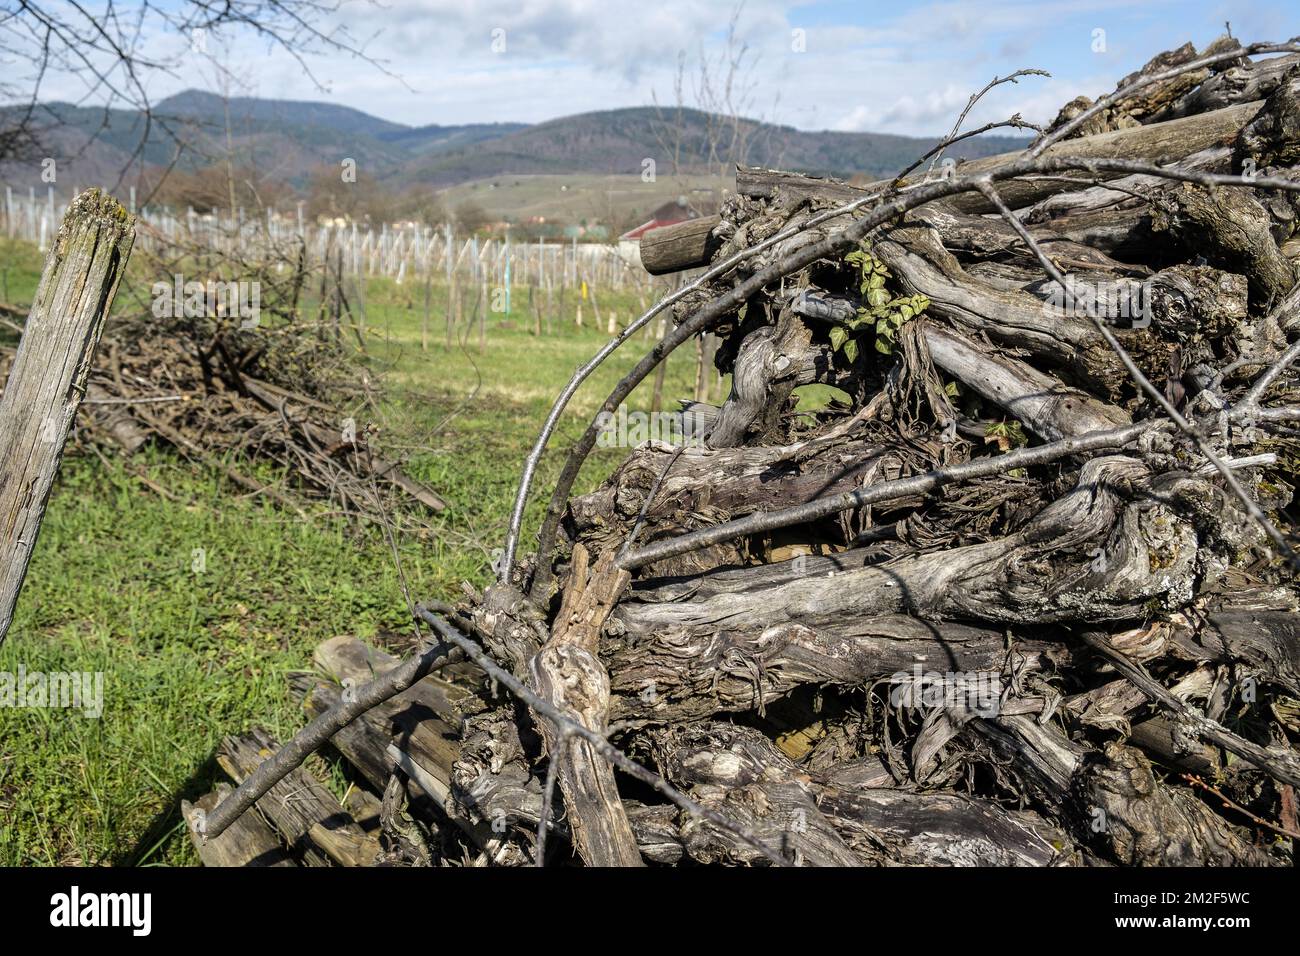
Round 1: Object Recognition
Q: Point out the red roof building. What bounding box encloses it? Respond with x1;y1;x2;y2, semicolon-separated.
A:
619;198;698;241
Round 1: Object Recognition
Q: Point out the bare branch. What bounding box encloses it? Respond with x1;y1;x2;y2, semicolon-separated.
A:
618;420;1162;571
975;180;1300;571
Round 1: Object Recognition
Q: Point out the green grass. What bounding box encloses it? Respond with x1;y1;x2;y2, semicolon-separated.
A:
0;239;710;865
437;171;728;227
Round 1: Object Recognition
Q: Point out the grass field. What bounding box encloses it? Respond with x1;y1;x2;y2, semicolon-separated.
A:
438;171;728;228
0;236;708;865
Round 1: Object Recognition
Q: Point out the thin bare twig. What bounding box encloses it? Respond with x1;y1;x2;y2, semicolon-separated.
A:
976;180;1300;571
619;420;1163;570
535;735;566;867
1079;630;1300;789
922;68;1049;179
1182;773;1300;840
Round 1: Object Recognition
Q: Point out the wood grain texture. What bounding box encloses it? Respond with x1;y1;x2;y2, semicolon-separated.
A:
183;783;296;868
639;216;722;275
527;545;643;866
0;189;135;642
218;728;380;867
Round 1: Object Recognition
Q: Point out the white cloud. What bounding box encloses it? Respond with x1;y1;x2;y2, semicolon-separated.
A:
13;0;1286;139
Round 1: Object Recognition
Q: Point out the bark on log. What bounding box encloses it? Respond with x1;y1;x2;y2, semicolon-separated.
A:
871;225;1130;393
313;634;471;726
640;216;723;275
1086;742;1281;865
638;90;1297;277
1152;53;1300;123
923;324;1131;440
1236;66;1300;168
649;723;868;865
1017;146;1229;221
912;205;1153;271
183;784;296;867
1199;609;1300;695
571;435;885;537
971;713;1086;806
1127;715;1222;775
652;723;1068;865
527;546;643;866
308;637;464;816
0;189;135;642
299;680;530;864
818;786;1067;866
611;457;1190;650
217;729;381;867
606;606;1052;724
746;96;1271;214
1150;182;1296;307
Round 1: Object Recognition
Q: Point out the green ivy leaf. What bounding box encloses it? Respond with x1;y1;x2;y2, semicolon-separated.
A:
839;244;930;360
843;338;859;363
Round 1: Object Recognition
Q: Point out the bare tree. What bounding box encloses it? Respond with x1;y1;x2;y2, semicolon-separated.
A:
650;1;779;215
0;1;384;187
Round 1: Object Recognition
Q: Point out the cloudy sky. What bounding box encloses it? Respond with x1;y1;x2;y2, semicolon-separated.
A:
32;0;1300;136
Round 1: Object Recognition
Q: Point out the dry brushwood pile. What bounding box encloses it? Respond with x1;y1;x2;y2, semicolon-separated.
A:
196;35;1300;867
0;225;445;520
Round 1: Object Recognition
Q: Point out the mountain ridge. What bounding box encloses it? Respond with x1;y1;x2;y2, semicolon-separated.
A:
0;90;1031;196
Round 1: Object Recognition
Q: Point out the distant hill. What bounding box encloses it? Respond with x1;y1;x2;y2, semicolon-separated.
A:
401;106;1026;187
376;122;531;157
155;90;411;139
0;91;1029;198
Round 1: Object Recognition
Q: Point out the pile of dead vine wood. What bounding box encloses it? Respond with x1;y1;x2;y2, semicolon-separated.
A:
0;223;445;520
196;35;1300;867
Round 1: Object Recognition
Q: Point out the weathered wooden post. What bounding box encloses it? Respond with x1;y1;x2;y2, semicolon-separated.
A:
0;189;136;644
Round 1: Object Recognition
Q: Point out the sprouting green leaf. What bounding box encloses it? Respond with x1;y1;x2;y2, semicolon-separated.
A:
839;244;930;359
984;419;1028;453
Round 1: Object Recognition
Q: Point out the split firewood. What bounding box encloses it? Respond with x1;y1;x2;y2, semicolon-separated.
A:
217;729;381;867
183;784;297;868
